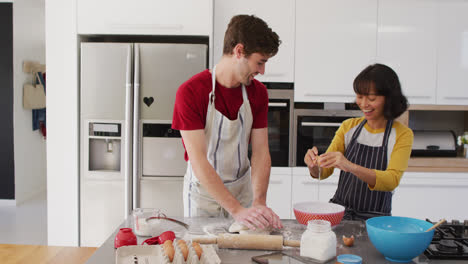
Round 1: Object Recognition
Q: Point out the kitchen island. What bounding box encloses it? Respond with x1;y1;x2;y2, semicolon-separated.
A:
86;217;465;264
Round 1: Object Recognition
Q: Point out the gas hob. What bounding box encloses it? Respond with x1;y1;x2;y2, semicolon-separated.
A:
424;219;468;260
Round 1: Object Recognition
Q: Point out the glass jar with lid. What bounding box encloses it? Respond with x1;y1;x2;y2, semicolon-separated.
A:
300;219;337;262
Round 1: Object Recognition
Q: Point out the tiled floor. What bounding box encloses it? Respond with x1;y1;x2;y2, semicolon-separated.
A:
0;192;47;245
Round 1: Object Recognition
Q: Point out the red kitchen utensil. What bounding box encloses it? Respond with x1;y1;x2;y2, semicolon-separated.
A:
293;201;345;226
114;228;137;248
142;231;176;245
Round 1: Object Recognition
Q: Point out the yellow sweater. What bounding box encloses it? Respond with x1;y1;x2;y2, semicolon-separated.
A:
320;117;414;192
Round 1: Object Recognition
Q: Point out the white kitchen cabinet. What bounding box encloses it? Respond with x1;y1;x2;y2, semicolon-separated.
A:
436;0;468;105
294;0;377;103
392;172;468;221
213;0;295;83
291;167;340;217
376;0;437;105
267;167;292;219
81;176;125;247
77;0;212;35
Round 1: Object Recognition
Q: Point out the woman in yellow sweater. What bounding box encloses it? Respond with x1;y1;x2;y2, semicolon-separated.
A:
304;63;413;220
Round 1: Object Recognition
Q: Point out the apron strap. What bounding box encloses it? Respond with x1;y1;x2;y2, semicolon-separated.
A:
345;119;367;157
381;119;394;147
210;66;217;104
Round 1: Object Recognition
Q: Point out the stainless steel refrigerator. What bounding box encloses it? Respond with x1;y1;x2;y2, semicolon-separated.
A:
80;42;207;247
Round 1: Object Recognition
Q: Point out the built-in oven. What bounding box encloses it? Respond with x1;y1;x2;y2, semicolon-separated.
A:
266;84;294;167
248;83;294;167
293;105;362;167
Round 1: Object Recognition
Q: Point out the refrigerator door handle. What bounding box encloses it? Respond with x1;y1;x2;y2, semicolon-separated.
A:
124;44;134;217
133;44;141;210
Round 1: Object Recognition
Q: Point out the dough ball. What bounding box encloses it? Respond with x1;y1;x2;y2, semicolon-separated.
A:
239;228;272;235
228;221;272;235
228;221;248;233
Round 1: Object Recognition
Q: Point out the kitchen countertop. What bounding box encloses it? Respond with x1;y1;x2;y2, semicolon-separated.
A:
407;157;468;172
86;217;466;264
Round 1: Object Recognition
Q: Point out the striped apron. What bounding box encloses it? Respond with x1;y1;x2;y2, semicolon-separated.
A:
330;119;394;221
183;66;253;218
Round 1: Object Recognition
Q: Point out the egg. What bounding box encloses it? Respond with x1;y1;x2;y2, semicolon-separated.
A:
176;240;188;261
163;240;173;249
342;235;355;247
316;156;322;166
192;242;203;260
163;241;174;262
176;239;186;247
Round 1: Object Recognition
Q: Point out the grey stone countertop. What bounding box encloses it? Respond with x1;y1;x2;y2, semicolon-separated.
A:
86;217;467;264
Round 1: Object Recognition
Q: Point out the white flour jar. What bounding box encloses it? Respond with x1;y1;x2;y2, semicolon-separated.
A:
300;219;336;262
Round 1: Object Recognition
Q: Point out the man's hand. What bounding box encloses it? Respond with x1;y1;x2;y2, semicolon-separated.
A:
253;205;283;229
232;205;283;230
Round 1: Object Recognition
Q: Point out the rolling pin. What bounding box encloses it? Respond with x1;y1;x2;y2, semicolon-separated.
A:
192;234;300;251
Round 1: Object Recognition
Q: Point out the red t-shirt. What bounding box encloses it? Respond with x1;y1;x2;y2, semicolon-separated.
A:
172;69;269;161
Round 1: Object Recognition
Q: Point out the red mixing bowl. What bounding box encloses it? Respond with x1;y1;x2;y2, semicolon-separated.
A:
293;201;345;226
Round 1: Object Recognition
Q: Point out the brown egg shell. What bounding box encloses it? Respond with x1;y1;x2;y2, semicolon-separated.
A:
342;235;355;247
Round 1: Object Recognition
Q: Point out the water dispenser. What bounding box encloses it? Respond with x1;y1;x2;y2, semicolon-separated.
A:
88;122;122;171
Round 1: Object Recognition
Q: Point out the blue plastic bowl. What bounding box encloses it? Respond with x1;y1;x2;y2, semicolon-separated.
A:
366;216;434;263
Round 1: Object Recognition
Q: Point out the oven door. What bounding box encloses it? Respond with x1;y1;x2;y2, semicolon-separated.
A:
293;110;362;167
268;99;291;167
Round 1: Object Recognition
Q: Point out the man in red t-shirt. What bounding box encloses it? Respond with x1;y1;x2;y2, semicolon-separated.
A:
172;15;283;231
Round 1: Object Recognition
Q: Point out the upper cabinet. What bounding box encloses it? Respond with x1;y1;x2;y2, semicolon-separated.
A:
77;0;212;36
376;0;437;105
436;0;468;105
295;0;466;106
213;0;295;83
294;0;377;103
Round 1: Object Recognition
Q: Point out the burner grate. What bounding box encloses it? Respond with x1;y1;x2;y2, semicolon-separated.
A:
424;219;468;260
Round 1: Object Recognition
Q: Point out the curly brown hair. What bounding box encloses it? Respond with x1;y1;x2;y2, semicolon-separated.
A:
223;15;281;57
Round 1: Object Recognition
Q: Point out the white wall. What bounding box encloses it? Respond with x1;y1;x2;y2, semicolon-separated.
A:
13;0;47;205
45;0;79;246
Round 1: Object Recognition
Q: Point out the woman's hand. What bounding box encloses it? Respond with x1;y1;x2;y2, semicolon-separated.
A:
304;147;320;178
319;151;354;172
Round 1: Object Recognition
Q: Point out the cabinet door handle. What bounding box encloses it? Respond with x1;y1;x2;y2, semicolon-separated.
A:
443;96;468;99
407;95;432;99
111;23;184;31
263;73;286;77
301;122;342;127
303;93;354;98
270;180;283;184
268;102;288;107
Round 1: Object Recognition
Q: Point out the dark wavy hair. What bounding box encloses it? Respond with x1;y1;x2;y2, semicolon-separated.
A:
223;15;281;57
353;63;408;120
